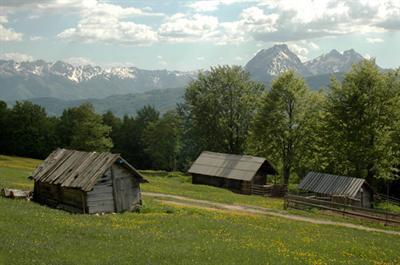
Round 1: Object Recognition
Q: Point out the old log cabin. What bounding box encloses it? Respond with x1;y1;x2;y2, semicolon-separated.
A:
188;151;277;195
298;172;374;208
31;149;148;214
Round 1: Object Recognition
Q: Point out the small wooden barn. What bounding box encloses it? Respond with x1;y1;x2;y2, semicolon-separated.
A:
188;151;277;195
298;172;374;208
31;149;148;214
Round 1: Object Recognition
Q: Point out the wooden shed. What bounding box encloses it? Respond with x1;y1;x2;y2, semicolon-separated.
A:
188;151;277;195
31;149;148;214
298;172;374;208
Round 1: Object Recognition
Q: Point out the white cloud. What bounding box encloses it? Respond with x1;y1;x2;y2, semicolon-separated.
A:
65;57;94;66
210;0;400;44
0;25;22;41
219;7;278;44
0;0;92;15
234;56;243;61
0;16;7;24
57;1;161;45
184;1;400;44
2;0;399;46
187;0;256;12
196;56;205;61
366;37;384;44
2;1;164;45
288;43;308;56
305;41;320;50
0;16;23;41
0;52;33;62
159;13;219;43
58;19;158;45
286;42;310;61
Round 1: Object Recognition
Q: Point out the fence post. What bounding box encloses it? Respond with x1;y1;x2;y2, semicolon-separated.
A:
283;195;287;210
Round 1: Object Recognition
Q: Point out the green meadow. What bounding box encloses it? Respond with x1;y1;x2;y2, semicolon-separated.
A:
0;155;399;265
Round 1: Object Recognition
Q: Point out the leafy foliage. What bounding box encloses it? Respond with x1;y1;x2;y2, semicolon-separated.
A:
0;101;58;158
179;65;264;161
57;103;113;152
324;60;400;181
249;71;316;184
143;111;181;171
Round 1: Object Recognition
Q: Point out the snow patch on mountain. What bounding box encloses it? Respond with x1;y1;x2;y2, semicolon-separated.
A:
305;49;365;75
245;44;312;80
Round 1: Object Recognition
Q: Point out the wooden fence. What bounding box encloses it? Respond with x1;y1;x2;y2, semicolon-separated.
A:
284;194;400;226
251;184;287;197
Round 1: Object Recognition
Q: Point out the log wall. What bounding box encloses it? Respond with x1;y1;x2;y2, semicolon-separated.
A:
33;181;85;213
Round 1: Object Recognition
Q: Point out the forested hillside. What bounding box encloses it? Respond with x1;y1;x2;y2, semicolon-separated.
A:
10;87;185;117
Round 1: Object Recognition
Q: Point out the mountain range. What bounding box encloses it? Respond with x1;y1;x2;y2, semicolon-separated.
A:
0;60;196;101
1;44;381;116
245;44;366;84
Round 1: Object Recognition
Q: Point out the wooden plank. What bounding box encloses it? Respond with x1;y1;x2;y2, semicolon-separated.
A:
111;165;119;212
87;192;114;202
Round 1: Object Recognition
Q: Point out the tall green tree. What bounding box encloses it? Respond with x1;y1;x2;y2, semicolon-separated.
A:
113;105;159;169
325;60;400;181
5;101;57;158
0;101;9;153
58;103;113;152
294;91;328;177
143;111;181;171
249;71;315;184
102;110;122;150
180;65;264;160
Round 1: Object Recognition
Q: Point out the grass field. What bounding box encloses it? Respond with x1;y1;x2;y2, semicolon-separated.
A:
1;155;400;265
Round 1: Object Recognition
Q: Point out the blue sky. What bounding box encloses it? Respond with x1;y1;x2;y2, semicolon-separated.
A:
1;0;399;70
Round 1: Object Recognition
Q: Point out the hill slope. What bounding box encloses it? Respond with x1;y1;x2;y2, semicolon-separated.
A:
9;87;185;117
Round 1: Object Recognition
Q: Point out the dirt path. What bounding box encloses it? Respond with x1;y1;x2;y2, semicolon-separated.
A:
142;192;400;236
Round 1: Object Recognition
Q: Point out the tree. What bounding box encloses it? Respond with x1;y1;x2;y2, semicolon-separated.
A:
294;91;329;177
249;71;314;185
0;101;9;153
102;110;122;150
325;60;400;182
143;111;181;171
113;105;159;169
180;65;264;161
57;103;113;152
5;101;57;158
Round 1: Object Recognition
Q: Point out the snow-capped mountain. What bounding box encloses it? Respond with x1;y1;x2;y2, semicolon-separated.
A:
0;60;197;101
305;49;365;75
245;44;312;82
0;45;380;102
244;44;375;86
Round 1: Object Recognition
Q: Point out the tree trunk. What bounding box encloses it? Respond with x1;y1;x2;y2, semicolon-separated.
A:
283;165;291;185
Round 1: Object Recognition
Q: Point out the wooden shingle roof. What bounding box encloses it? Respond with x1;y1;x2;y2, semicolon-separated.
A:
188;151;277;181
298;172;367;198
32;149;145;191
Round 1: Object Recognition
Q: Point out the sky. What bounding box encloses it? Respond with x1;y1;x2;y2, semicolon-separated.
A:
0;0;399;71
